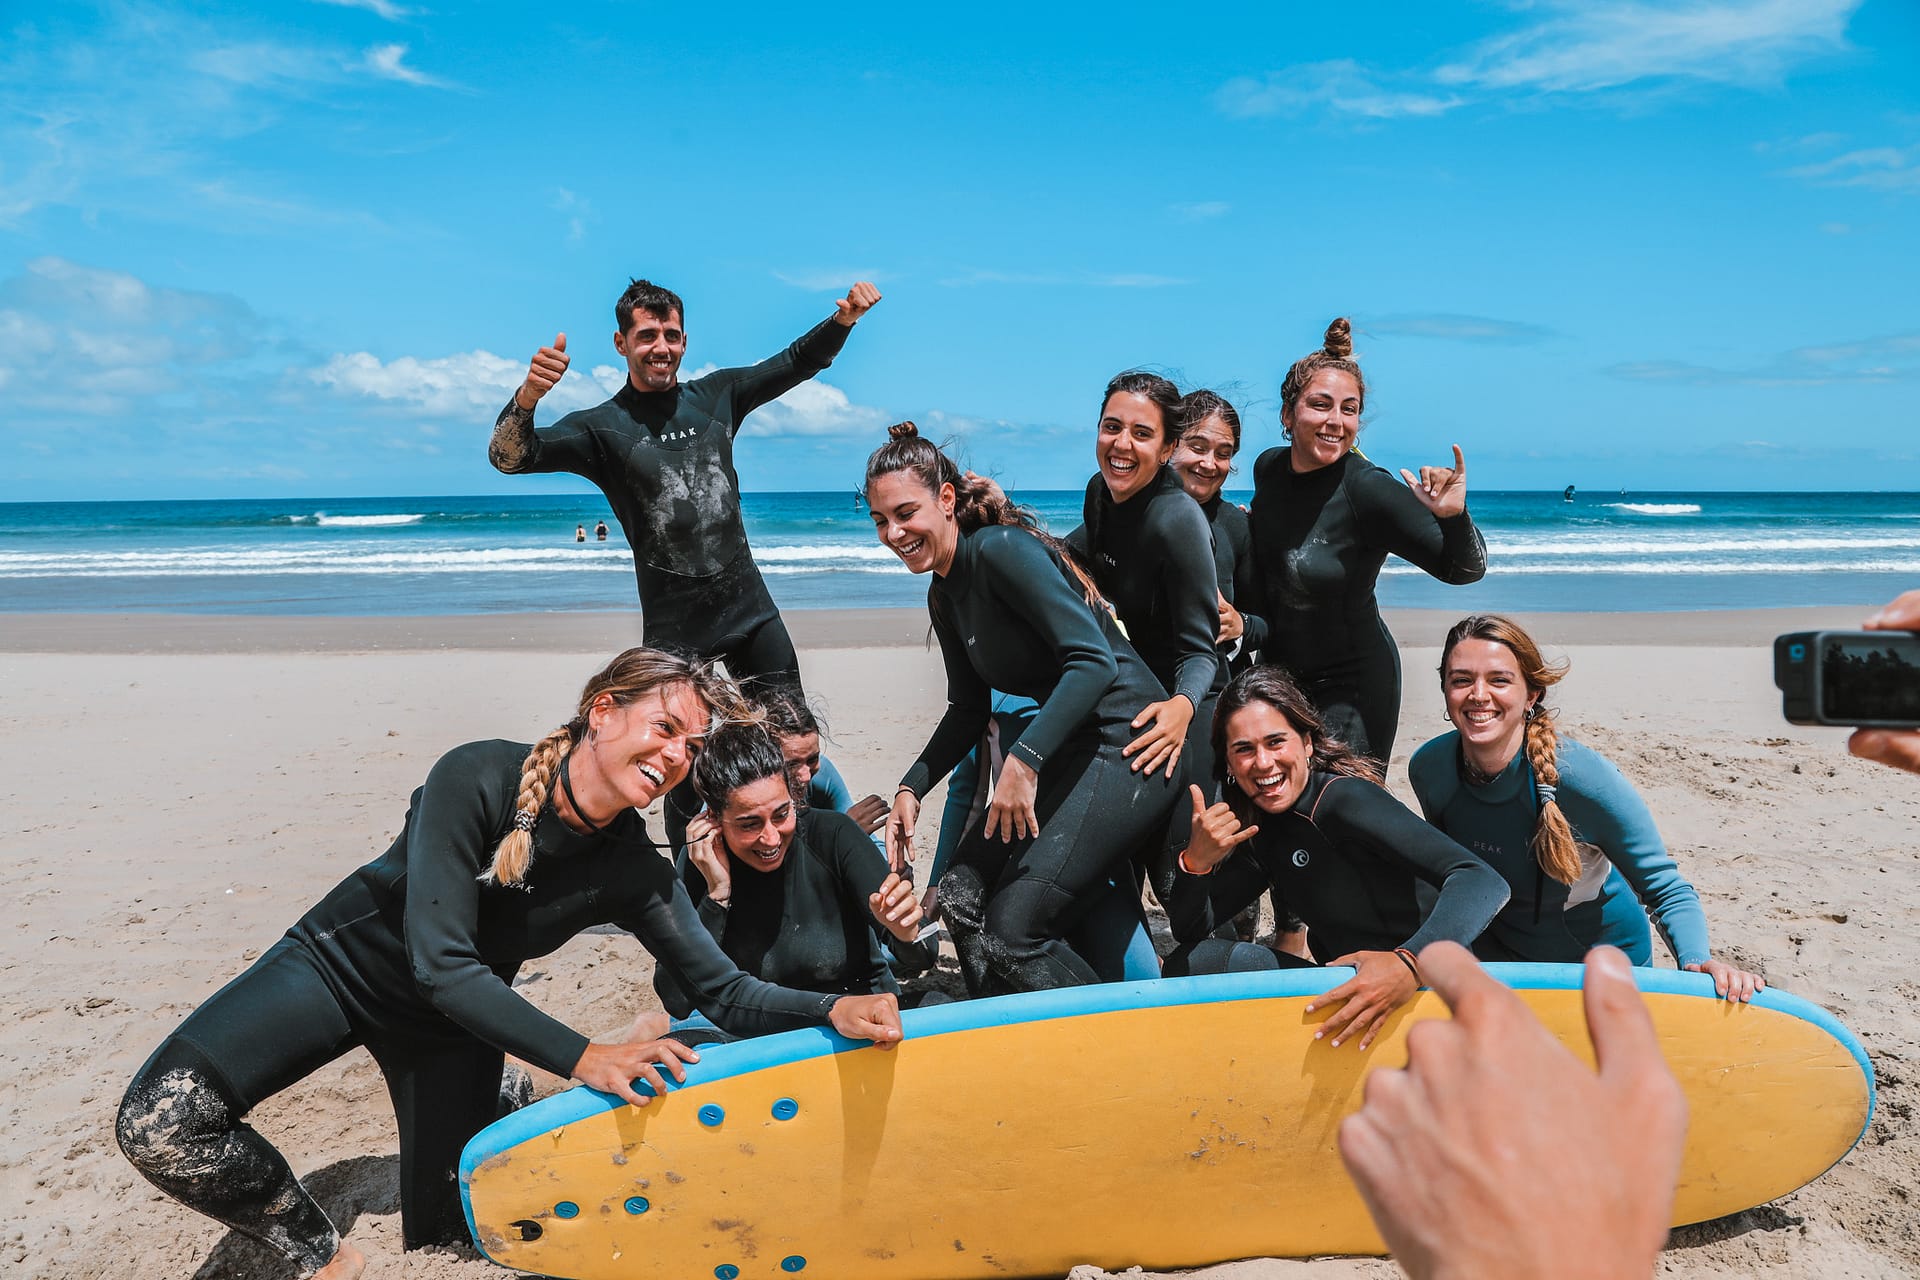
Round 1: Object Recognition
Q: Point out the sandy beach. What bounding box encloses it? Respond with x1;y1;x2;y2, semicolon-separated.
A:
6;606;1917;1280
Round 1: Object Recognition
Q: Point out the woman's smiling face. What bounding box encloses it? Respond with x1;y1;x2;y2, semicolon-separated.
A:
1284;368;1363;472
1222;700;1314;814
716;773;799;874
1096;390;1175;502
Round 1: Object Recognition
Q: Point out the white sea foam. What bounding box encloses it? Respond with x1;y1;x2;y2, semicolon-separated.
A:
1605;503;1703;515
1491;534;1920;557
311;513;427;527
1382;558;1920;576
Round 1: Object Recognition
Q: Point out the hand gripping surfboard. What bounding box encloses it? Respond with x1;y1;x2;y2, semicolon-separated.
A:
460;965;1873;1279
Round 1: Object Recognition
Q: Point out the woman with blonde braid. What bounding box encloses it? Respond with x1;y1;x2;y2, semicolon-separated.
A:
116;649;903;1280
1408;615;1764;1000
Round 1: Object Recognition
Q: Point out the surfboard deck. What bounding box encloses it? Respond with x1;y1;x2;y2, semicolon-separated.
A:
460;965;1872;1280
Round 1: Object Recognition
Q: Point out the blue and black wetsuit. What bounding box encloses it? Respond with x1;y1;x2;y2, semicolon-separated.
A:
489;317;853;689
1246;449;1486;763
1165;770;1507;975
117;740;850;1269
899;524;1181;996
1407;732;1712;967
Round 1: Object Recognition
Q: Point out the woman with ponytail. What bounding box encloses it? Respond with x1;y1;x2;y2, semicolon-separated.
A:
867;422;1181;995
1409;616;1763;1000
1246;317;1486;765
1167;666;1508;1050
117;649;904;1279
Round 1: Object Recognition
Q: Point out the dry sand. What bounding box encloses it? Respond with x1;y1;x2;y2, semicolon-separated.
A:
4;607;1916;1279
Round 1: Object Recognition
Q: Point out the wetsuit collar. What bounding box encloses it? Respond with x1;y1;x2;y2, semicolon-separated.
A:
1455;735;1531;802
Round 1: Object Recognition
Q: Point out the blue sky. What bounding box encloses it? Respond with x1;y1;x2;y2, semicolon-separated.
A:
2;0;1915;500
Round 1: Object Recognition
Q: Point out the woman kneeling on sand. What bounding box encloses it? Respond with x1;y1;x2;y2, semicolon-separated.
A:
1167;666;1509;1050
116;649;903;1279
1409;614;1765;999
650;717;934;1032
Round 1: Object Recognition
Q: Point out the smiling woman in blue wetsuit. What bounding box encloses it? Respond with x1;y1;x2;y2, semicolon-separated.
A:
1408;614;1766;1001
116;650;903;1280
868;422;1183;996
1246;317;1487;765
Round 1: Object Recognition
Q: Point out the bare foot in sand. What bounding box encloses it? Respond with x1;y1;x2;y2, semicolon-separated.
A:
314;1240;365;1280
622;1008;671;1043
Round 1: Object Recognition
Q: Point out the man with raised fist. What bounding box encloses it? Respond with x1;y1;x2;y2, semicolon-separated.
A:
489;277;882;696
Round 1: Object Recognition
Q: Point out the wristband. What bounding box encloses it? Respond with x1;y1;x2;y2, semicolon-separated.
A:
1392;947;1421;984
1176;848;1210;876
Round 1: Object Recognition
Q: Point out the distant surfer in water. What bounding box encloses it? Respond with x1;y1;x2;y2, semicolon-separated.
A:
1245;317;1487;764
490;277;881;846
1409;615;1764;999
595;519;609;541
115;649;902;1278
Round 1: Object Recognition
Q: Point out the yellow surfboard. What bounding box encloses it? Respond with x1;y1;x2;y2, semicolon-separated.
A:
460;966;1872;1279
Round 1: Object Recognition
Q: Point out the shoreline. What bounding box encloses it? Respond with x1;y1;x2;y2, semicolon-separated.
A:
0;603;1882;654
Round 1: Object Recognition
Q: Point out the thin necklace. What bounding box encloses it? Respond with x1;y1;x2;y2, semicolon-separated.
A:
558;754;609;834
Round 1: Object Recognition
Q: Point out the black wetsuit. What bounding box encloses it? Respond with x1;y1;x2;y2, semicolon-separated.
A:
1246;449;1487;763
1165;770;1507;975
655;808;937;1017
117;740;846;1267
1069;467;1221;895
1200;493;1267;677
489;317;852;689
900;524;1181;996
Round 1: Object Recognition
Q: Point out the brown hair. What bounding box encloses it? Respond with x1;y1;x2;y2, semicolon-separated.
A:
1440;615;1579;884
1211;665;1383;812
1178;388;1242;453
863;421;1100;604
483;648;746;887
1279;317;1367;438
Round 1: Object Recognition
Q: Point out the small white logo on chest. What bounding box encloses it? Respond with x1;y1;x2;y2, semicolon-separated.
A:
1291;848;1310;868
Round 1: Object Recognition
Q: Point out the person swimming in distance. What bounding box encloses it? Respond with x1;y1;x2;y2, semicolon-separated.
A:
1245;317;1486;765
116;650;902;1279
1172;389;1266;679
1408;615;1765;1000
869;423;1182;995
1166;665;1508;1050
650;718;934;1037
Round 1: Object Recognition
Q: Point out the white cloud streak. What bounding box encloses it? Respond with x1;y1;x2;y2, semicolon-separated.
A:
1607;330;1920;386
314;0;415;20
1216;61;1462;120
362;43;458;89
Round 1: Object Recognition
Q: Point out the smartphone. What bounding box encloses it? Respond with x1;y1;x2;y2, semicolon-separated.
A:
1774;630;1920;728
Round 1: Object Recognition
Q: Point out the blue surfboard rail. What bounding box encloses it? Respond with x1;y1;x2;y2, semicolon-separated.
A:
460;963;1874;1249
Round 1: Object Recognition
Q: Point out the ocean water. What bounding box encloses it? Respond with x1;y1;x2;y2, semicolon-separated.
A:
1;490;1916;616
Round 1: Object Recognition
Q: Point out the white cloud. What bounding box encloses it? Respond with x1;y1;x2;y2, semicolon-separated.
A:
1607;330;1920;386
1217;1;1858;122
740;378;892;438
1216;61;1462;120
314;0;415;20
1365;312;1556;343
553;188;598;243
939;268;1189;288
362;43;457;89
773;269;885;291
1787;145;1920;192
1170;201;1231;221
312;349;620;415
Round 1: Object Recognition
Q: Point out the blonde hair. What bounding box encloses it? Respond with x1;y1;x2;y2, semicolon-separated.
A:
483;648;747;887
1440;615;1579;884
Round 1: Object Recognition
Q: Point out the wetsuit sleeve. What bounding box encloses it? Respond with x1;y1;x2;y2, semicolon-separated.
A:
1350;467;1488;585
1316;777;1509;953
620;864;843;1037
810;755;856;813
650;853;723;1020
401;746;597;1077
1230;525;1269;654
819;812;938;977
1153;500;1224;708
981;529;1119;776
1167;846;1271;944
899;597;993;799
1561;748;1712;968
487;397;604;481
717;317;854;426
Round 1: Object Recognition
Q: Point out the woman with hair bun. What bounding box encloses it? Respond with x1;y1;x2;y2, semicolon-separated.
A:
867;422;1182;995
1247;318;1487;764
117;649;903;1279
1172;388;1266;677
652;718;931;1028
1169;665;1507;1048
1409;615;1764;1000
